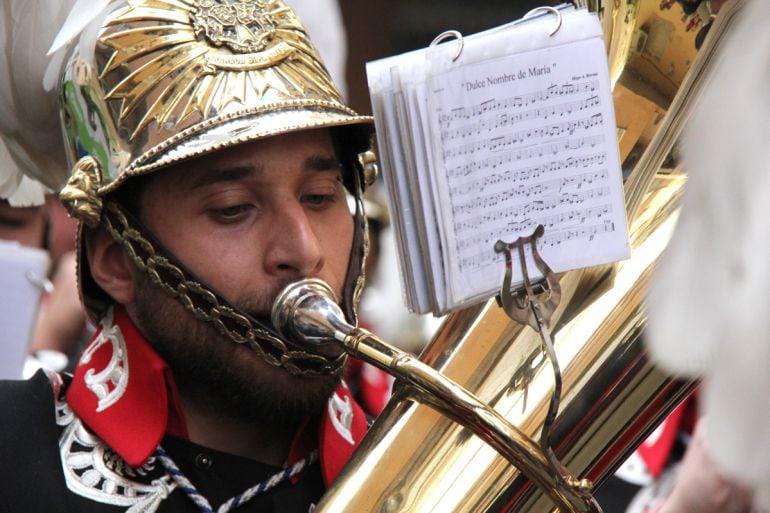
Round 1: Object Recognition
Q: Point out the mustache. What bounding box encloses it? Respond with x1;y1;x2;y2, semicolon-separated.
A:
238;278;303;320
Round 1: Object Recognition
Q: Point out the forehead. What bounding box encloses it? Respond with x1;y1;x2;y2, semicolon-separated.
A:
124;128;341;210
171;128;336;179
0;201;46;247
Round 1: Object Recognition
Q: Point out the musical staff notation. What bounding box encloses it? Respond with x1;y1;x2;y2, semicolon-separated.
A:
447;151;606;181
458;220;617;271
437;80;600;125
441;111;603;143
456;204;612;250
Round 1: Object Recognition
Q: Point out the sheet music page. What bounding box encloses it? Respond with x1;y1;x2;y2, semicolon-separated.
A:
407;82;448;312
0;240;50;378
427;15;630;311
368;50;438;312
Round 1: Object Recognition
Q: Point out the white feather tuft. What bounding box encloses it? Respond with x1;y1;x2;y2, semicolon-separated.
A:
47;0;112;56
647;0;770;506
6;175;48;207
0;0;79;196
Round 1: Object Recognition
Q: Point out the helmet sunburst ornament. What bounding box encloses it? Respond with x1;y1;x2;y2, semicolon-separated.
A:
97;0;340;146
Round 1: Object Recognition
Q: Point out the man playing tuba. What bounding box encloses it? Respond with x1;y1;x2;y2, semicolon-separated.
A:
0;1;375;511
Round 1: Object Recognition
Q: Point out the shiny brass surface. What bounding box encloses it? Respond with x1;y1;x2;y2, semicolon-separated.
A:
310;1;745;512
317;184;692;511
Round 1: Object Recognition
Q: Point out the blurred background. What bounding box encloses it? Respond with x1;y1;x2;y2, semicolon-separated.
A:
340;0;551;115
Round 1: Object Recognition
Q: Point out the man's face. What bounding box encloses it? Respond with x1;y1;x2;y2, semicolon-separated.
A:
0;200;46;248
128;128;355;424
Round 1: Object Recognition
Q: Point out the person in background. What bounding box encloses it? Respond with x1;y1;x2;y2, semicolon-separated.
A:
0;199;47;248
28;196;87;373
643;0;770;511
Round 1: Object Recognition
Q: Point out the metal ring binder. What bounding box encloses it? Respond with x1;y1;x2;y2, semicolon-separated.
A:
429;29;464;62
523;6;564;36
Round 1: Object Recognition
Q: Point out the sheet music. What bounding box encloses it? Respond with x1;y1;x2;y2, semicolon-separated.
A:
427;18;629;310
366;7;630;315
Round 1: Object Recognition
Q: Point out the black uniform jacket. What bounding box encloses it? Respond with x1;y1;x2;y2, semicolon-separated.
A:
0;371;325;513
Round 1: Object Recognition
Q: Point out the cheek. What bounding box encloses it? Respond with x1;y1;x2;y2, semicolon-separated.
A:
318;211;354;280
190;238;264;290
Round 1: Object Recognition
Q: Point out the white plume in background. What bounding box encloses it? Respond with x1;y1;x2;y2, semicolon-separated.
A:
0;0;76;204
0;138;46;207
288;0;349;97
646;0;770;507
0;0;116;205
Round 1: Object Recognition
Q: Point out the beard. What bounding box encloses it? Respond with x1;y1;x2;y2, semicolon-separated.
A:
132;271;343;427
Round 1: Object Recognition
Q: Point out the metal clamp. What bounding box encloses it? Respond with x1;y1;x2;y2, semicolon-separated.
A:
495;225;561;330
495;225;567;482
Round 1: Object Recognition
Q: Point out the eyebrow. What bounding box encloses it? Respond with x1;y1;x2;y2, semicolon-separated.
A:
305;154;342;172
189;165;258;190
187;153;342;190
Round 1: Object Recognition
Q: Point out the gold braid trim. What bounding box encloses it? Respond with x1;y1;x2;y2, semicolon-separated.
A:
101;201;346;377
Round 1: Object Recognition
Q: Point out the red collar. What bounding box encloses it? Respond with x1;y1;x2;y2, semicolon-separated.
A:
67;306;188;467
67;306;368;485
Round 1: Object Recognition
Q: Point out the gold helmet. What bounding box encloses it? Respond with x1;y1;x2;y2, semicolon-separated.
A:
55;0;375;376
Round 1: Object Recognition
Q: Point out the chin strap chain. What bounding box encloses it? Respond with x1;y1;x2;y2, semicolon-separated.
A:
154;446;319;513
101;200;347;377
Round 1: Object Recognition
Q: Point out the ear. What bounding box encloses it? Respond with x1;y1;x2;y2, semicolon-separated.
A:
84;226;136;305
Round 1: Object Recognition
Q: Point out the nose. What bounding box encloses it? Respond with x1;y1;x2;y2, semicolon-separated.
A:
263;203;324;280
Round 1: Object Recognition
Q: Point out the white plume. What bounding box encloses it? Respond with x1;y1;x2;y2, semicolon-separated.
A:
45;0;126;92
0;0;79;204
646;0;770;507
0;138;47;207
0;0;123;205
289;0;349;96
47;0;112;57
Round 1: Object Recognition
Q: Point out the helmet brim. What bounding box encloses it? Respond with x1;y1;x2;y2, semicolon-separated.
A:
100;101;373;195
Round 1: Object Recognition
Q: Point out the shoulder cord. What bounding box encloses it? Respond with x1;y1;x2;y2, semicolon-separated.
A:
154;446;319;513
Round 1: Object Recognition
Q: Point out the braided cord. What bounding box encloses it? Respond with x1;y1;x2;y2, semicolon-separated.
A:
155;446;319;513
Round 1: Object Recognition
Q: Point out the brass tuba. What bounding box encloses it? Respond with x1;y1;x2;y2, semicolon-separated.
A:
275;1;747;511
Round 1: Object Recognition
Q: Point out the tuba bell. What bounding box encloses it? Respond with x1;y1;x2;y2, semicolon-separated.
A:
274;0;746;511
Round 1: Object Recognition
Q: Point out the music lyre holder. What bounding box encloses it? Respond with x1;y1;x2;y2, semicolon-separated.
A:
494;224;570;489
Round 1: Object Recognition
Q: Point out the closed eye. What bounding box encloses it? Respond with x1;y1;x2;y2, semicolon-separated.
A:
302;194;337;208
210;204;254;223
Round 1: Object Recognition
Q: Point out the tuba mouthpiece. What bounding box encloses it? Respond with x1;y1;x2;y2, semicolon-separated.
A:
271;278;355;348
